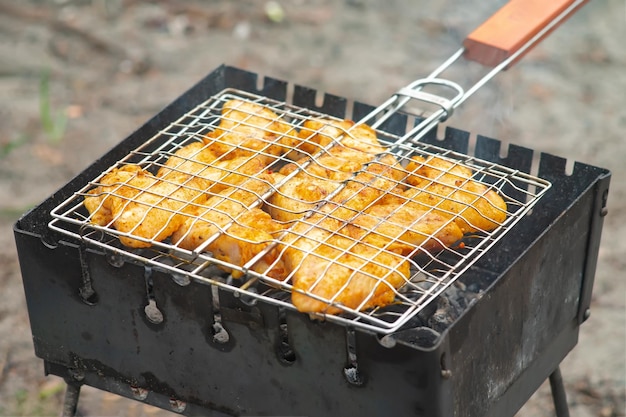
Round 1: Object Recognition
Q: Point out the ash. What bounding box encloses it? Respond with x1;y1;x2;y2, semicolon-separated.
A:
416;280;483;333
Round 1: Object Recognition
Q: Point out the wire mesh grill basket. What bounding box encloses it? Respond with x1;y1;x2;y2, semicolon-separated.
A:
49;90;550;334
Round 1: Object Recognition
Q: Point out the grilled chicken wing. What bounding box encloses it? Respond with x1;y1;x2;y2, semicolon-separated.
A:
280;213;410;314
212;209;286;279
84;165;208;248
405;156;508;233
296;119;384;156
278;120;404;222
341;203;464;257
172;172;276;249
83;165;145;227
280;150;405;221
266;175;338;223
84;142;268;248
208;99;298;161
172;172;285;278
281;129;389;181
156;141;217;181
321;154;405;220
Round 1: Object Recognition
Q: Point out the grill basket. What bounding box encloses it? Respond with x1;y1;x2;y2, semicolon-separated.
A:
48;88;549;334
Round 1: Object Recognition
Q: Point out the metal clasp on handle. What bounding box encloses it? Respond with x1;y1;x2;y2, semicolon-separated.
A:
358;75;465;149
396;78;465;122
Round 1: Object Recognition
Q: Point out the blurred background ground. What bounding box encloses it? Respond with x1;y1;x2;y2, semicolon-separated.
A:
0;0;624;416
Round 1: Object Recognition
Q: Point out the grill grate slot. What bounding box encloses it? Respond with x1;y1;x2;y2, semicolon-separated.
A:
49;89;550;334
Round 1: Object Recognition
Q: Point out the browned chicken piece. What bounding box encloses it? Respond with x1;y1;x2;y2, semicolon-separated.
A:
273;151;405;223
172;173;285;278
172;172;276;249
156;142;269;194
160;140;270;194
211;209;286;279
83;165;146;227
277;117;405;222
280;213;410;314
278;154;359;182
282;119;389;180
404;156;508;233
266;175;339;223
156;141;217;181
198;156;269;194
319;153;406;221
84;147;268;248
84;165;208;248
340;203;464;257
279;117;386;178
296;119;385;156
156;136;268;194
113;172;209;248
208;99;299;161
281;194;463;314
288;153;362;182
302;146;379;181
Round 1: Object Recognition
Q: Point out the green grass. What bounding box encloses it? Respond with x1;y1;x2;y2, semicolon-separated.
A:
1;69;68;160
0;133;30;159
4;384;65;417
39;69;67;145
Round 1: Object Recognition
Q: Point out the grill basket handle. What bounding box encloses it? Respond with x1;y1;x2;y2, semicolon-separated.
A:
463;0;589;68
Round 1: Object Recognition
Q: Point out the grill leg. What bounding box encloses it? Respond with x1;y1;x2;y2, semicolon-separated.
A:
549;366;570;417
61;383;81;417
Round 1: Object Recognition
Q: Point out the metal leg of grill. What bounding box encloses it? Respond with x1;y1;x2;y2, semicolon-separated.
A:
549;366;570;417
61;383;81;417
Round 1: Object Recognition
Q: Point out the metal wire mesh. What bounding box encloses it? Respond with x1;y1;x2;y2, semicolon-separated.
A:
49;89;551;334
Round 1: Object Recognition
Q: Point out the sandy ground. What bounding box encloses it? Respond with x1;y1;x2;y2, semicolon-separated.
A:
0;0;624;416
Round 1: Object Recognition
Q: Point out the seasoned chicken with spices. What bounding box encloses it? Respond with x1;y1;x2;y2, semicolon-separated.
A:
172;172;285;278
405;156;508;233
266;175;338;223
296;119;383;156
84;164;207;248
208;99;298;161
82;99;511;318
84;142;268;247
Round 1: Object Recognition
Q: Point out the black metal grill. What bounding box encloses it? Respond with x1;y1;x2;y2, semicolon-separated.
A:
14;66;610;416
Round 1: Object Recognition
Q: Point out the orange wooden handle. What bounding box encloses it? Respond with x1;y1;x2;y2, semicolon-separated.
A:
463;0;589;68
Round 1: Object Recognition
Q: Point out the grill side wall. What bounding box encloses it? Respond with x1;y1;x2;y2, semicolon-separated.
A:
14;231;454;416
450;185;597;416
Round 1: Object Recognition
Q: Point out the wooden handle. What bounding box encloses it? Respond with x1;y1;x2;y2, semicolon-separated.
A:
463;0;589;68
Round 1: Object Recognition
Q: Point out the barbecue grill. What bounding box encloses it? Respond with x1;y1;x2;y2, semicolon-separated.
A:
13;1;610;416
